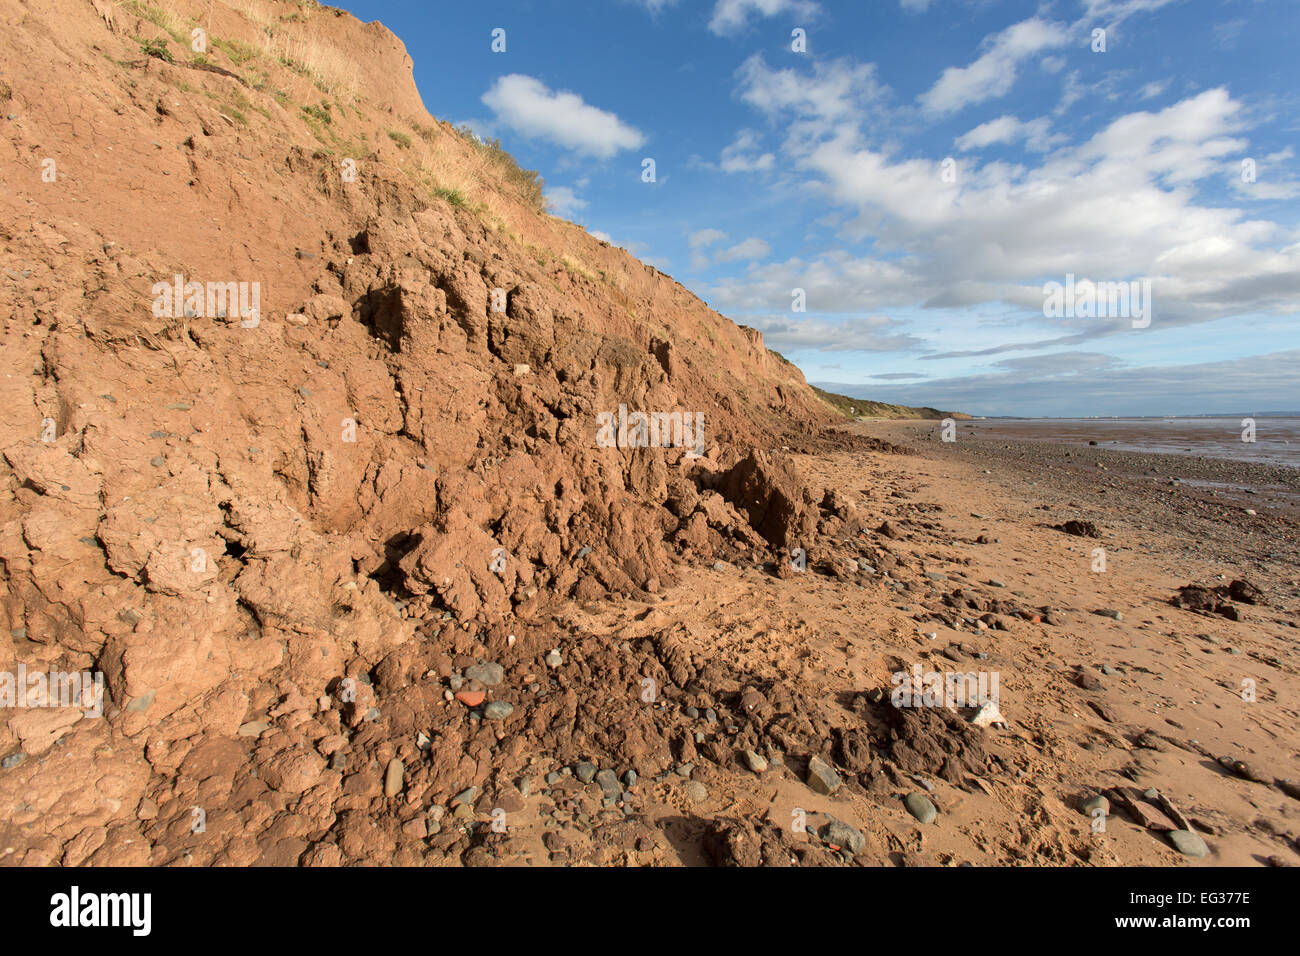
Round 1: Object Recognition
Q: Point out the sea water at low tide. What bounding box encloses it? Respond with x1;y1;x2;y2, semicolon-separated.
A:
959;417;1300;469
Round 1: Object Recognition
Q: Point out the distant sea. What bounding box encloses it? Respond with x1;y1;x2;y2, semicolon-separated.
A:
958;416;1300;469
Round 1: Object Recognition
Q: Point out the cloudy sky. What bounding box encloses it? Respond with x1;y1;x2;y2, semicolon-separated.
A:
342;0;1299;416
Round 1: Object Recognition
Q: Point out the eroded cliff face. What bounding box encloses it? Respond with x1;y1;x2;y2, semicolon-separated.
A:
0;0;868;864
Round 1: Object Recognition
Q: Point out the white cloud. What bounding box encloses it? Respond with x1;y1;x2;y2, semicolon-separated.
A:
544;186;587;217
688;228;728;270
482;75;645;159
736;53;886;124
689;228;728;249
751;313;922;353
955;115;1058;152
709;0;821;36
900;0;931;12
1139;79;1169;99
1081;0;1181;26
715;237;772;262
920;18;1069;116
719;129;775;173
719;80;1300;339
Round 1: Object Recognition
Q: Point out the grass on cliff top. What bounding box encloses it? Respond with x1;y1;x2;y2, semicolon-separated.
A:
453;124;545;215
812;386;966;421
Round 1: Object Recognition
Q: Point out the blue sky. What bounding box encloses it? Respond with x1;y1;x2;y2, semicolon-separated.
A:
338;0;1298;416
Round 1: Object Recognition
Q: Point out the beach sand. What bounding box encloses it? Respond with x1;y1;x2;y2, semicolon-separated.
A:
489;421;1300;865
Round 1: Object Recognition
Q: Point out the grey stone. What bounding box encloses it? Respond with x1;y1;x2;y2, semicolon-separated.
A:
595;769;621;800
575;761;597;784
465;662;504;686
484;701;513;720
1169;829;1210;857
905;792;938;824
806;755;841;795
125;689;155;713
821;818;865;855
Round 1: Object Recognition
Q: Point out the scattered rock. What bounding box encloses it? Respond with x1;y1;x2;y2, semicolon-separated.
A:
806;755;841;795
1168;829;1209;858
483;701;513;720
384;758;404;798
904;792;937;824
464;662;504;686
1080;794;1109;817
821;818;865;856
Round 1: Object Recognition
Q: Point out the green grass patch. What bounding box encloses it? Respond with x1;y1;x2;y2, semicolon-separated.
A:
138;38;173;63
387;129;412;149
212;37;260;66
432;186;466;207
302;102;332;125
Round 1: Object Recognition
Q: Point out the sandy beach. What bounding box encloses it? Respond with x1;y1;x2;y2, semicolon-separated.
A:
400;424;1300;866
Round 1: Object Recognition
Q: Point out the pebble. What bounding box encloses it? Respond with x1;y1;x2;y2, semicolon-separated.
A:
1101;664;1118;676
1168;829;1210;857
622;770;637;788
1096;609;1123;621
1080;795;1109;817
465;662;504;686
744;750;768;773
575;761;598;784
384;758;404;798
595;769;622;801
988;580;1006;588
483;701;513;720
684;706;699;719
806;755;841;795
545;649;562;668
905;792;938;824
1;753;25;770
821;818;865;855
